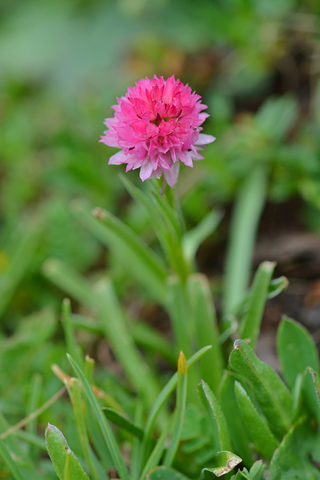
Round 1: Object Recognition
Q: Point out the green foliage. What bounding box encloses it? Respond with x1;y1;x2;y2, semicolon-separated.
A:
45;424;90;480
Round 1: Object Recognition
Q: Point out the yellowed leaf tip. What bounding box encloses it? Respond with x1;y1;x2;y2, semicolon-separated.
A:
178;351;188;374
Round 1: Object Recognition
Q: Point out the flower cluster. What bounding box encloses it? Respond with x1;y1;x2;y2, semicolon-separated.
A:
100;75;215;187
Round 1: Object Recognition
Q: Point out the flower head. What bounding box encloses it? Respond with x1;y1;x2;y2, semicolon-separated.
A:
100;75;215;187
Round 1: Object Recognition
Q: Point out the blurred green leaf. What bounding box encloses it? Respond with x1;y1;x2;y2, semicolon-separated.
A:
103;408;144;439
277;317;319;390
72;200;168;305
164;352;188;466
147;466;191;480
223;165;267;315
239;261;275;350
67;355;130;480
188;274;223;394
255;96;298;141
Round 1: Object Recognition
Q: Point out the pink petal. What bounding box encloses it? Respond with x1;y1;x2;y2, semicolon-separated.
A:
195;134;216;146
139;162;154;181
108;151;129;165
164;162;180;188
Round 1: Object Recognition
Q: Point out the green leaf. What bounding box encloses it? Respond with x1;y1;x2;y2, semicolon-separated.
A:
198;380;231;451
277;316;319;390
147;466;191;480
141;346;212;468
188;274;223;394
182;210;223;267
202;451;242;478
0;220;42;318
234;381;278;461
231;461;266;480
45;423;90;480
239;261;276;350
229;339;292;439
139;422;171;480
163;352;188;466
219;372;254;467
93;278;160;409
223;165;267;315
102;408;144;439
255;95;298;141
67;355;130;480
267;417;320;480
295;368;320;423
72;200;167;304
0;435;28;480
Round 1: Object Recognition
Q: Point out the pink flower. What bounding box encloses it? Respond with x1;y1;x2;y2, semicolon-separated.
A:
100;75;215;188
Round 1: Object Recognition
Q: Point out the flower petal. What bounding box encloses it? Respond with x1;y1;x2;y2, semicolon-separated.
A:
108;151;129;165
139;162;154;181
195;134;216;145
164;162;180;188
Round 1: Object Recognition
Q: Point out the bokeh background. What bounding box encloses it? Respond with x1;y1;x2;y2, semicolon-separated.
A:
1;0;320;475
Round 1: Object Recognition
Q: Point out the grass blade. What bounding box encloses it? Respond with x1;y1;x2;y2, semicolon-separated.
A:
198;380;231;451
67;354;131;480
239;261;275;350
163;352;188;466
72;200;167;304
223;165;267;315
0;435;28;480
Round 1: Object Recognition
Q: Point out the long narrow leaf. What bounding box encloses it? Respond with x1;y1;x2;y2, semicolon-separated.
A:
239;261;275;350
223;165;267;315
198;380;231;451
163;352;188;466
67;354;130;480
0;435;28;480
72;200;167;304
188;274;223;394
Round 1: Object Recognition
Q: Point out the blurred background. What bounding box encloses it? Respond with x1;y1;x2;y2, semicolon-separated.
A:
1;0;320;472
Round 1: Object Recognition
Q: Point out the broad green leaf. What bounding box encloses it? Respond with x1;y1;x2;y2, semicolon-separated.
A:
72;200;167;304
45;424;90;480
219;372;254;467
164;352;188;466
103;408;144;439
147;466;191;480
277;316;319;390
188;274;223;394
223;165;267;315
67;355;130;480
294;368;320;423
202;451;242;478
239;261;275;350
255;95;298;141
229;339;292;439
234;381;278;461
267;417;320;480
198;380;231;451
